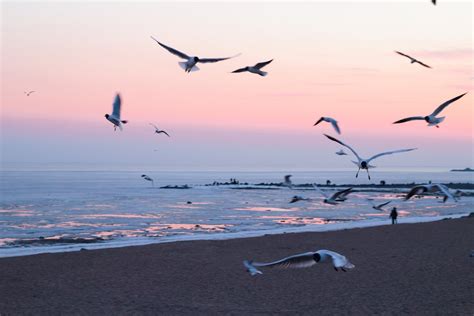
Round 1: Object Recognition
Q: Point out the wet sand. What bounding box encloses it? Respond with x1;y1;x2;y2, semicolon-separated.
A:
1;217;473;315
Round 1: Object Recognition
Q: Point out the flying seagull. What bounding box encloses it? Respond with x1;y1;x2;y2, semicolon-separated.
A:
24;91;35;96
313;185;353;205
150;36;239;73
368;199;392;211
150;123;170;137
283;175;293;189
324;134;416;180
336;149;348;156
231;59;273;77
105;93;128;131
314;117;341;134
405;184;455;203
141;174;154;187
243;249;355;276
393;93;467;128
395;51;432;69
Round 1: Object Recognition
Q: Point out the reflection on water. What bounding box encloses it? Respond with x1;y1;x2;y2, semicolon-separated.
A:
1;170;472;250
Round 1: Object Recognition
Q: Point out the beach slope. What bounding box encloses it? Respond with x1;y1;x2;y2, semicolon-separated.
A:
1;217;473;315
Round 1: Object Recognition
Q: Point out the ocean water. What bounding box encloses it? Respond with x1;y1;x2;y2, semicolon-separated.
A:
0;170;473;257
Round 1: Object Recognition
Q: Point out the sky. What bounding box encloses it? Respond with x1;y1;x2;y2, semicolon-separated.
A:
1;1;473;171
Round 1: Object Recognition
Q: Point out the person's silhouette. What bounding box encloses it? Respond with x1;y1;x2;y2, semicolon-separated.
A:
390;207;398;225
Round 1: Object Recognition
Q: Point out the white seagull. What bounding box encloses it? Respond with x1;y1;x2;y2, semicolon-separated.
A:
24;91;35;96
395;51;432;69
313;185;353;205
105;93;128;131
324;134;416;180
393;93;467;128
231;59;273;77
336;149;348;156
150;123;170;137
150;36;239;73
368;199;392;211
405;184;455;203
243;249;355;276
314;117;341;134
141;174;154;187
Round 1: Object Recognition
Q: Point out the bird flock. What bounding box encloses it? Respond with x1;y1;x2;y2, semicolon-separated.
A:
22;0;469;277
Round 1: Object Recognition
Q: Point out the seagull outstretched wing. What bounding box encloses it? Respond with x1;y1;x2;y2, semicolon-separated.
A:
199;53;241;63
112;94;121;118
393;116;425;124
430;93;467;117
150;36;190;60
254;59;273;69
324;134;362;161
367;148;416;163
251;252;318;269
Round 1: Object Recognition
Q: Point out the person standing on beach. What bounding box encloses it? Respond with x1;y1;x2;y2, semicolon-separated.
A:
390;207;398;225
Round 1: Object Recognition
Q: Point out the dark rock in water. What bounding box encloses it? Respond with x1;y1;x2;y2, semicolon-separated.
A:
186;201;192;204
160;185;191;189
450;167;474;172
467;212;474;218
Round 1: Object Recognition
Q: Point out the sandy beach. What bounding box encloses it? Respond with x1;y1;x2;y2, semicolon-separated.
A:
0;217;473;315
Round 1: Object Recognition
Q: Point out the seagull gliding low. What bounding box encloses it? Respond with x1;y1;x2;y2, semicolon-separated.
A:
232;59;273;76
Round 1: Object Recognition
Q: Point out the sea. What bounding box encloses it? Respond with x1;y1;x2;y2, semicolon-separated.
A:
1;168;473;257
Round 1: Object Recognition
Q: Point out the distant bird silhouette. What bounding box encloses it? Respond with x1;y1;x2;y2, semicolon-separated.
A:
141;174;154;187
395;51;432;69
324;134;416;180
336;149;348;156
232;59;273;76
314;117;341;134
24;91;35;96
432;0;436;5
405;184;455;203
283;175;293;188
313;185;353;205
150;123;170;137
393;93;467;128
368;199;392;211
105;93;128;131
150;36;239;73
243;249;355;276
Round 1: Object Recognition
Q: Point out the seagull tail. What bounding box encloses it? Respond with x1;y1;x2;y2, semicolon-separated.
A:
258;71;268;77
121;120;128;124
343;262;355;270
243;260;263;276
178;62;200;72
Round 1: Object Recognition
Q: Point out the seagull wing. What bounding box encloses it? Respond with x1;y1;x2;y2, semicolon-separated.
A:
313;117;324;126
331;188;353;200
312;184;328;198
415;60;432;68
254;59;273;70
405;185;427;200
395;51;412;59
159;130;170;137
434;184;454;201
149;123;159;130
112;94;121;118
393;116;425;124
430;93;467;117
252;252;318;269
199;53;241;63
324;134;362;161
150;36;190;60
329;119;341;134
377;201;391;208
231;67;248;73
367;148;416;163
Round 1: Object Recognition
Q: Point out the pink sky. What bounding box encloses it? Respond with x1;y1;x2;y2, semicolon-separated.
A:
1;1;473;170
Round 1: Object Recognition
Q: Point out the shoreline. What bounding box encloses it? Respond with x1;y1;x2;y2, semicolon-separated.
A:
0;212;469;259
1;217;473;314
